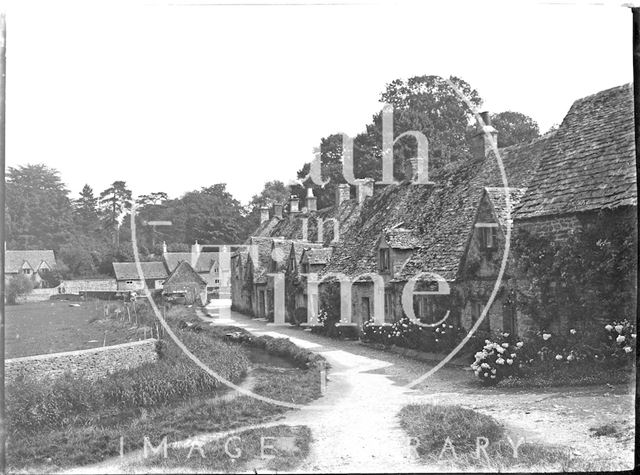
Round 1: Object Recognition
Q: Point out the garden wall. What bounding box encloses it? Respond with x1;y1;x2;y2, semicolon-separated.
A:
5;339;158;384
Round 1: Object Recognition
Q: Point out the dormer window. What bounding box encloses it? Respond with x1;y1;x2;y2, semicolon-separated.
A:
379;248;391;272
476;223;499;250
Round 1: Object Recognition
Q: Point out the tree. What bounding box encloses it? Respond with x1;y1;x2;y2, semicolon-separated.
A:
99;181;132;248
292;75;483;207
5;164;73;250
490;111;540;148
74;185;101;233
245;180;292;231
6;275;34;305
137;191;168;207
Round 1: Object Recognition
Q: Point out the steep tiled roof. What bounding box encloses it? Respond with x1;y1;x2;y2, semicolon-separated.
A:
483;187;527;232
323;132;549;281
163;260;207;287
112;262;168;281
291;241;323;264
515;84;636;219
303;247;334;265
163;252;218;273
383;228;422;249
5;250;56;273
248;237;275;284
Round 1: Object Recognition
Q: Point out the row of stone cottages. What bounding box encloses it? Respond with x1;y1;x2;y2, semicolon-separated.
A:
230;84;636;336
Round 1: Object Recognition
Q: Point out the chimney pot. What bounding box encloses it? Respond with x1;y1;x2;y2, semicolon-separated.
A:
259;206;270;224
471;111;498;160
289;195;299;213
162;241;167;254
335;184;351;206
355;178;374;204
306;188;317;212
273;203;283;218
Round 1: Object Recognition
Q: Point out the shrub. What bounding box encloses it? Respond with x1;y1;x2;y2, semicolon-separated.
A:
471;332;523;385
6;275;34;305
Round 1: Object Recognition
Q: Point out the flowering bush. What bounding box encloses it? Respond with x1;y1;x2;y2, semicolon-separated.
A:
471;332;523;385
471;320;636;386
361;317;466;353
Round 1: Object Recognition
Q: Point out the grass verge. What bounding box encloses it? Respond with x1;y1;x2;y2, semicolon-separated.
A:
398;404;573;471
139;425;312;473
6;307;325;472
497;364;634;388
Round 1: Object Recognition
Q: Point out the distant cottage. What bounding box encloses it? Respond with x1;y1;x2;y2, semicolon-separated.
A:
4;249;57;288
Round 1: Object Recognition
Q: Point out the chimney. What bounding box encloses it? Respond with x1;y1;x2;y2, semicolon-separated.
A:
355;178;374;204
404;157;428;182
335;184;351;206
273;203;283;218
260;206;270;224
191;240;201;255
471;111;498;160
162;241;168;254
306;188;317;212
289;195;300;214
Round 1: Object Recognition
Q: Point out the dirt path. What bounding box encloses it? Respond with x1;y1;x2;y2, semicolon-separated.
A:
62;302;635;473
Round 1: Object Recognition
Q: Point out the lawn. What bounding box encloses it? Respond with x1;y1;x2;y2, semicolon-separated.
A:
5;300;145;358
5;304;325;473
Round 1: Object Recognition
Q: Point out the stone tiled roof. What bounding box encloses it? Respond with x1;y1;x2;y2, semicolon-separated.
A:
5;250;56;273
303;247;334;265
163;260;207;288
113;262;168;281
383;228;422;249
248;237;275;284
483;187;527;232
291;241;323;264
515;84;636;220
163;252;218;273
323;132;549;281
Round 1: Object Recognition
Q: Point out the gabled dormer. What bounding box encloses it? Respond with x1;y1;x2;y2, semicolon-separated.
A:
462;187;526;278
376;225;421;278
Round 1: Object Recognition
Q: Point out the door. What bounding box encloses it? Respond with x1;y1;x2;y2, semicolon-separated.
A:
361;297;371;323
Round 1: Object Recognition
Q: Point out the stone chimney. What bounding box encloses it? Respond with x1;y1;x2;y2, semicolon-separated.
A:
404;157;427;182
273;203;283;218
306;188;317;212
162;241;168;254
289;195;299;214
191;240;201;255
335;184;351;206
471;111;498;160
260;206;270;224
355;178;374;204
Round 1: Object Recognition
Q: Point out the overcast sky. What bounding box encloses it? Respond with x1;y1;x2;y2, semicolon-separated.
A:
5;0;634;204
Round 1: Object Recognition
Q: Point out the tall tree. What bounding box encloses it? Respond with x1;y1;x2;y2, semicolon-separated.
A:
99;181;132;248
490;111;540;148
74;184;100;233
245;180;292;232
5;164;73;250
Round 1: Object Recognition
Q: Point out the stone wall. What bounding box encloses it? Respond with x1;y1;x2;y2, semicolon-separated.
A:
515;213;581;240
5;339;158;384
60;279;117;294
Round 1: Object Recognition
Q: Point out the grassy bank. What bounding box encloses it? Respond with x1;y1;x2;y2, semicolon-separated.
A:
6;306;325;472
497;364;635;389
398;404;573;471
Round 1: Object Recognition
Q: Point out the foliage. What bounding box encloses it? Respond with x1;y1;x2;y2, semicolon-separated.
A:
5;275;34;305
513;210;637;329
470;332;523;385
293;75;483;207
361;317;467;353
490;111;540;148
5;164;73;250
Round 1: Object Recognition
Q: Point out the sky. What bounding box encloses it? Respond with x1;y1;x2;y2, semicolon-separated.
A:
4;0;634;205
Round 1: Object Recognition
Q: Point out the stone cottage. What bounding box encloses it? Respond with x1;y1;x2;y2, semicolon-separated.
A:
4;249;57;288
162;260;208;305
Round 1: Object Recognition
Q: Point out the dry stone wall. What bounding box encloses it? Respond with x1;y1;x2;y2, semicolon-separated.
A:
5;339;158;384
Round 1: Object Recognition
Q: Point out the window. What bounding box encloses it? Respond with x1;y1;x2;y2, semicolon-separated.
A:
126;280;134;285
215;279;220;284
478;224;498;250
22;268;32;275
416;296;437;323
361;297;371;322
379;248;391;272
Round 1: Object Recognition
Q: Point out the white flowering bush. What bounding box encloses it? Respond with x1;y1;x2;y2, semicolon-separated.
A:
471;333;523;385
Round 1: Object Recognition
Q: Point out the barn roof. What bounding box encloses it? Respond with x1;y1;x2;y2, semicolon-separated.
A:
163;260;207;287
5;250;56;273
163;252;218;273
515;84;636;219
112;261;168;281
